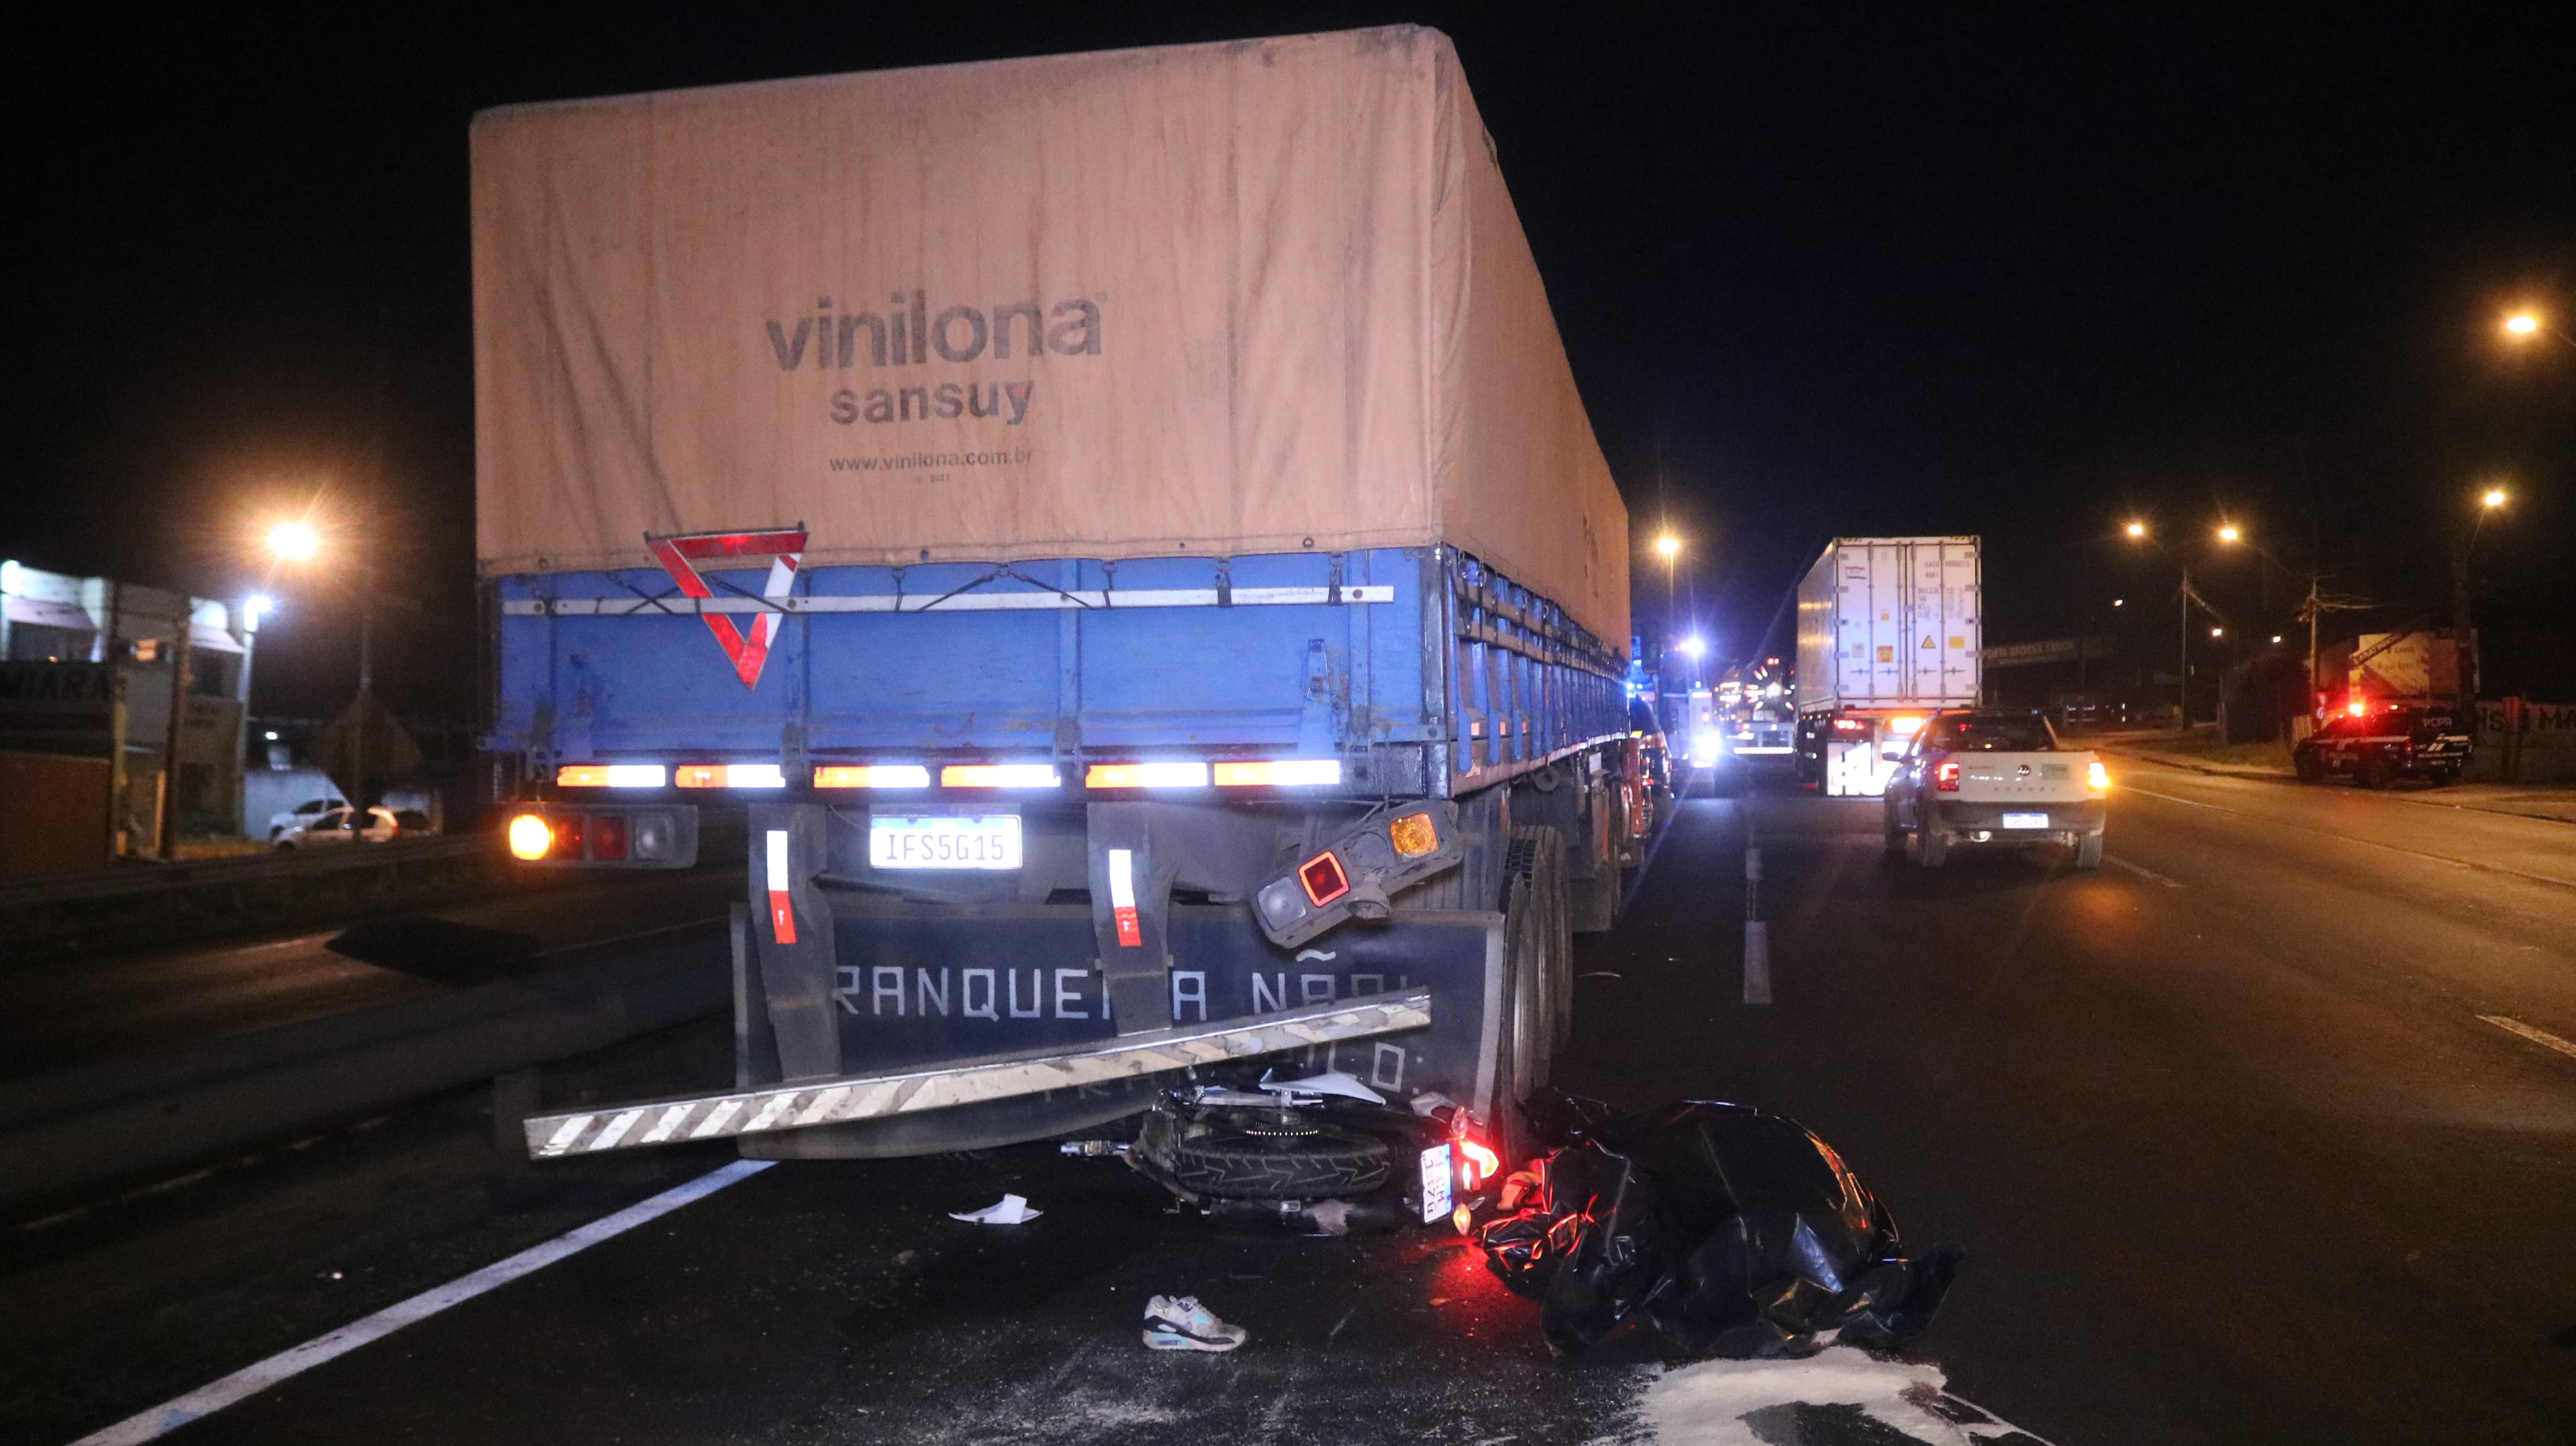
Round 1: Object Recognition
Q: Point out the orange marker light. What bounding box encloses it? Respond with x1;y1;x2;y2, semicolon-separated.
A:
506;814;552;861
1388;811;1440;859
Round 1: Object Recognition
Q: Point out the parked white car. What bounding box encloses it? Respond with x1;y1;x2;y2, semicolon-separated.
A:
1884;710;2108;869
274;805;400;848
266;796;346;841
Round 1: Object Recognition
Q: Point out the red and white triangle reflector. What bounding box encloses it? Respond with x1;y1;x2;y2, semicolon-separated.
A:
646;527;807;690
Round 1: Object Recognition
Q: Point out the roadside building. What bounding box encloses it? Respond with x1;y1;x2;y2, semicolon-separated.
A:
0;560;256;869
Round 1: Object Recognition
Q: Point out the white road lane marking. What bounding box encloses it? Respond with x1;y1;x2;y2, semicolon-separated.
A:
2101;853;2185;888
2118;782;2575;891
2479;1014;2576;1064
66;1159;772;1446
1743;922;1772;1005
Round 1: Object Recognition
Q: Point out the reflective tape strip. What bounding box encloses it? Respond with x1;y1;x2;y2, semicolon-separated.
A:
1108;847;1142;947
742;1092;799;1132
688;1099;744;1139
500;586;1398;617
793;1086;852;1126
765;829;796;944
639;1103;696;1144
589;1108;648;1151
523;989;1434;1156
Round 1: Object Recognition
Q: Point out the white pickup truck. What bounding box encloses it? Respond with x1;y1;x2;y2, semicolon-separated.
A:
1883;710;2110;869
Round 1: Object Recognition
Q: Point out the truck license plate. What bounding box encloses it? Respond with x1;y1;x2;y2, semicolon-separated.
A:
2002;812;2049;830
869;814;1022;869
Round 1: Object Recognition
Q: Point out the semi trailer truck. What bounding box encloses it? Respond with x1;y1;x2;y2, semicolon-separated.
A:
474;28;1639;1226
1793;538;1982;796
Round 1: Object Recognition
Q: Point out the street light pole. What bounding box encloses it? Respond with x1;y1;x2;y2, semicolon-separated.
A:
2177;564;2191;727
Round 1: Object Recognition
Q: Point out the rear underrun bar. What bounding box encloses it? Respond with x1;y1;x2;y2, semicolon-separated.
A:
523;988;1434;1157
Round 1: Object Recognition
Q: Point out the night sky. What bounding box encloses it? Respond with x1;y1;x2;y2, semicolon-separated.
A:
6;4;2571;717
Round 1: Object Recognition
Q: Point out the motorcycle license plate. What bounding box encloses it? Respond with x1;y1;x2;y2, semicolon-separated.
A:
869;814;1022;869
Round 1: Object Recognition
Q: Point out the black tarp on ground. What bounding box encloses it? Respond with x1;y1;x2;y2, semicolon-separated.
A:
1478;1097;1960;1358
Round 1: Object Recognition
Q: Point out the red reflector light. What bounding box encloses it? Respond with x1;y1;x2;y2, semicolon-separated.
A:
590;815;629;861
1934;760;1960;791
549;814;588;858
1297;851;1351;907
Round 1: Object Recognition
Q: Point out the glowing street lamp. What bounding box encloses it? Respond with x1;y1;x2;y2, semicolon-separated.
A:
1654;534;1681;560
2216;523;2242;544
266;520;320;564
2210;626;2224;638
2499;308;2574;351
1678;635;1707;658
2481;486;2508;510
2123;520;2147;539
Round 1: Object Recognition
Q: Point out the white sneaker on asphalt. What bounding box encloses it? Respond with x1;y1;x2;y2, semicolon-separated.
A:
1142;1294;1247;1352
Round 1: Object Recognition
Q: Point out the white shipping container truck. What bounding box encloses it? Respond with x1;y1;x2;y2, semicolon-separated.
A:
1795;538;1982;796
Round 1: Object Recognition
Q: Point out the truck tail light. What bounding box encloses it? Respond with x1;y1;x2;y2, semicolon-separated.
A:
941;764;1063;788
1934;760;1960;791
1887;716;1925;736
507;813;552;861
673;763;786;790
2087;760;2111;791
1084;762;1211;789
547;814;588;858
814;765;931;789
590;814;629;861
1211;759;1343;787
557;764;668;788
1297;851;1351;907
1253;803;1463;947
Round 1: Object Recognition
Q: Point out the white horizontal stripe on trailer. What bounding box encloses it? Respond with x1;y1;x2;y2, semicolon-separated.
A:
68;1161;772;1446
502;585;1397;617
524;988;1435;1155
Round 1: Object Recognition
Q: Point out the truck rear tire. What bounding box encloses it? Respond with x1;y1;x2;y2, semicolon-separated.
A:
1883;808;1907;858
1916;827;1949;869
2294;752;2323;784
2074;832;2103;869
1509;825;1575;1056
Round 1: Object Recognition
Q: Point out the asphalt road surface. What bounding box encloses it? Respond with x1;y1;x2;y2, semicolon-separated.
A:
7;757;2573;1444
0;869;746;1082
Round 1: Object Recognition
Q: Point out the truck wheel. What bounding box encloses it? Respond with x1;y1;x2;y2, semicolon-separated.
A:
1508;825;1572;1060
1165;1115;1392;1201
2294;752;2323;784
1916;827;1949;869
1569;789;1621;935
1883;806;1907;858
2357;754;2391;790
2074;832;2104;870
2429;769;2458;788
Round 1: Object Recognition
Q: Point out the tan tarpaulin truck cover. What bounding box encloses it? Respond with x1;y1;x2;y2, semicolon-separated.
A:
474;26;1630;647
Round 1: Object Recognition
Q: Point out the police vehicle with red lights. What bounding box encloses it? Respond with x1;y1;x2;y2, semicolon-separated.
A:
2292;700;2473;788
475;32;1646;1230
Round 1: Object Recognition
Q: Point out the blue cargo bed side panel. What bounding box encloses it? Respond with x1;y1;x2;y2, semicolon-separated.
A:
493;549;1432;760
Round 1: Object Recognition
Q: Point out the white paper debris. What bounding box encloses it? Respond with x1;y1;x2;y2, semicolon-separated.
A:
1257;1068;1386;1104
949;1193;1042;1225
